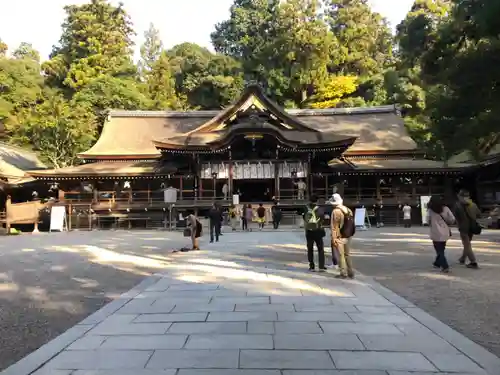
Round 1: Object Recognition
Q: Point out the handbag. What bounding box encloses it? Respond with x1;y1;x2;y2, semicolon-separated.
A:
183;228;191;237
463;204;482;235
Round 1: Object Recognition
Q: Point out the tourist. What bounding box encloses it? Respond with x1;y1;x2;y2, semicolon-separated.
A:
245;204;253;231
229;204;239;231
222;183;229;200
241;204;248;231
257;203;266;230
295;179;307;200
186;211;202;250
402;203;412;228
304;195;326;272
208;202;223;243
331;193;356;279
271;202;282;229
373;199;383;228
427;195;455;273
454;189;482;269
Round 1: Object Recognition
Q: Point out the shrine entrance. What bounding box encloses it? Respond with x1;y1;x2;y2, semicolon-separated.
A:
233;179;275;202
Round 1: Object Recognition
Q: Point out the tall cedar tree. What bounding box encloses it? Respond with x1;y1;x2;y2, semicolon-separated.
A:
43;0;136;91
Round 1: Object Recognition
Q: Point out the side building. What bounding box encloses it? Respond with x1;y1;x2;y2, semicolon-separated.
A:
28;84;476;227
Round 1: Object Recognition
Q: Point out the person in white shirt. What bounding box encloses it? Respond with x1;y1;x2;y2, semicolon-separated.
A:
402;203;412;228
222;183;229;200
295;180;307;200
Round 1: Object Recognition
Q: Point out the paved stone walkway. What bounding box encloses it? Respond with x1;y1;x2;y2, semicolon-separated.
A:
3;231;500;375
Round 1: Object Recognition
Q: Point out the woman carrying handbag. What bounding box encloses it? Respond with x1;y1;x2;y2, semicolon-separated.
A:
427;196;456;273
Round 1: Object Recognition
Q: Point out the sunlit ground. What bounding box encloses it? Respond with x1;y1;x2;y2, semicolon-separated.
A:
1;227;500;306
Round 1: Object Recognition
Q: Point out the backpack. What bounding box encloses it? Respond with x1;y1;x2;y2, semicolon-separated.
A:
338;207;356;238
304;206;322;231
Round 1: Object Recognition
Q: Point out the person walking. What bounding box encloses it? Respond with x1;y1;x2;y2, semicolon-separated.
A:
257;203;266;230
402;203;412;228
304;195;326;272
208;202;223;243
454;189;482;269
373;199;383;228
245;204;253;232
271;202;282;229
186;211;202;250
427;195;455;273
331;194;356;279
229;204;239;231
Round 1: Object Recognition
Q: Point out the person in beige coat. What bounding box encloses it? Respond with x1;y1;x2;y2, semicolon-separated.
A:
427;196;455;273
186;211;202;250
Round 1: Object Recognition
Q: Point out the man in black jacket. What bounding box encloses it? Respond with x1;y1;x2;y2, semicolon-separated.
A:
209;202;223;243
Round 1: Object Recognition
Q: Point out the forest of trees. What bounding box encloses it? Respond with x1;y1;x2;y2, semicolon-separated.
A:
0;0;498;168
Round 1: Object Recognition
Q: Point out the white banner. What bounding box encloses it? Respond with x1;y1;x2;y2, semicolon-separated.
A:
420;196;431;224
354;208;367;227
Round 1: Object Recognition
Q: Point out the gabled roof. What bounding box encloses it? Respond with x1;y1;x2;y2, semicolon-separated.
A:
0;142;46;185
78;86;416;160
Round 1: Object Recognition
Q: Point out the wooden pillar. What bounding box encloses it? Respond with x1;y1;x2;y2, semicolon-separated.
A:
411;176;417;202
376;177;381;200
325;174;329;199
274;162;280;199
58;188;65;202
228;149;233;198
306;153;312;200
356;175;362;202
147;181;151;204
179;176;183;200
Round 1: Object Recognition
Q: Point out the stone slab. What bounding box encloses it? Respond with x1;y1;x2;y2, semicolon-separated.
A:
235;304;294;312
146;349;239;369
168;322;247;334
172;303;236;313
319;322;403;335
73;371;177;375
185;334;273;349
354;306;405;314
424;353;488;373
44;350;153;370
134;313;208;323
167;283;220;291
284;371;387;375
248;322;275;334
358;334;460;354
67;336;107;350
101;335;188;350
329;351;438;371
240;349;335;369
211;297;270;304
207;312;277;321
347;313;417;324
88;322;172;335
271;296;333;305
274;334;365;350
294;305;358;313
177;371;281;375
275;322;323;334
278;312;352;322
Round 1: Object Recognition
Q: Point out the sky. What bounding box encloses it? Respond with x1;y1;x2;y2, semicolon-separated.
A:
0;0;414;61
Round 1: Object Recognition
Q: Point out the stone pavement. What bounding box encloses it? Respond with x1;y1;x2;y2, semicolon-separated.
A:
3;231;500;375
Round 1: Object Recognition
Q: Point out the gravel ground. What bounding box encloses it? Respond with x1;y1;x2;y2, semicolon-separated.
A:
349;227;500;357
0;230;186;371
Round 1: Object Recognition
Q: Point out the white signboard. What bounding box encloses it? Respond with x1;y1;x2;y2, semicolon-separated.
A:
354;208;369;228
232;194;240;205
163;188;177;203
420;196;431;224
50;206;67;232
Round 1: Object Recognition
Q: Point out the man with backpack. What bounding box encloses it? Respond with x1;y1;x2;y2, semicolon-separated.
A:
330;194;356;279
303;195;326;272
454;189;481;269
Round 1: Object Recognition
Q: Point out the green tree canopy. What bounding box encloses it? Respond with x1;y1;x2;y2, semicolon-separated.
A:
43;0;136;91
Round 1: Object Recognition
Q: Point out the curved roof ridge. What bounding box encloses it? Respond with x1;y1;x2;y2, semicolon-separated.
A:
107;104;398;118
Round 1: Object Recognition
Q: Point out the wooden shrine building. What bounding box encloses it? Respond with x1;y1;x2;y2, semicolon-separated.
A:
28;84;476;225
